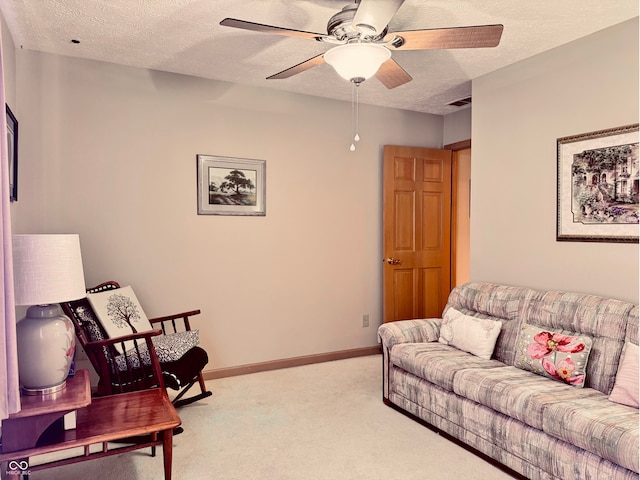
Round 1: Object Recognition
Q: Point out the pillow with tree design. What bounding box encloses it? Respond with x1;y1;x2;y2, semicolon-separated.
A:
87;285;153;354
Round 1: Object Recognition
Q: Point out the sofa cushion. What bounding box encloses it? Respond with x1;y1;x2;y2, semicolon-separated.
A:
438;307;502;359
543;396;640;473
390;342;505;392
514;323;593;387
609;342;639;408
453;365;601;430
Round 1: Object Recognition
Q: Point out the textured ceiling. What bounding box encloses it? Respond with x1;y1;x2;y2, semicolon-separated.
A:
0;0;637;115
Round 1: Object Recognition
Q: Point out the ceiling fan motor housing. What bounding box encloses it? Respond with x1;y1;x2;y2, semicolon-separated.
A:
327;4;387;43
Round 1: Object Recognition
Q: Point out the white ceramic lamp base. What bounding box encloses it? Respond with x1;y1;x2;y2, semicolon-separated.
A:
16;304;76;395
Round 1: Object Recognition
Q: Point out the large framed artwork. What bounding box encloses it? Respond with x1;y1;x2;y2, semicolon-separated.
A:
197;155;266;216
557;124;639;243
6;104;18;202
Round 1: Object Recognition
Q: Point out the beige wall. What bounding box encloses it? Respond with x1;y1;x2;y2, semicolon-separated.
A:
443;107;471;145
471;18;639;303
1;14;15;108
9;50;444;370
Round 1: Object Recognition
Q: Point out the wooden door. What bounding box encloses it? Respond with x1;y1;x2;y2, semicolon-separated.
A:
383;145;452;323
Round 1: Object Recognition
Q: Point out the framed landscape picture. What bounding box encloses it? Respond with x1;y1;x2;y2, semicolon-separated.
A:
197;155;266;216
557;124;639;243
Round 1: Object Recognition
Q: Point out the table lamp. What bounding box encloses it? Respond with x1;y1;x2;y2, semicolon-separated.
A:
12;234;86;395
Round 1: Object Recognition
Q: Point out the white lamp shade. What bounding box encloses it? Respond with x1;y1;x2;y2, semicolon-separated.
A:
324;43;391;83
13;234;86;305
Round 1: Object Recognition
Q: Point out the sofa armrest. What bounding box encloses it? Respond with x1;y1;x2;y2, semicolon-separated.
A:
378;318;442;349
378;319;442;400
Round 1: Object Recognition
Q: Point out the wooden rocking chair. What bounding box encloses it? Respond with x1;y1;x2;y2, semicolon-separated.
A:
61;281;212;408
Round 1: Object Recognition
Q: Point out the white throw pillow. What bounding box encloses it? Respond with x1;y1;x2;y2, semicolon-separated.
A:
87;285;154;354
609;342;639;408
438;307;502;359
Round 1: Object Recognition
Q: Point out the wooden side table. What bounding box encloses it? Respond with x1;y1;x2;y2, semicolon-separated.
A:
1;370;92;453
0;370;181;480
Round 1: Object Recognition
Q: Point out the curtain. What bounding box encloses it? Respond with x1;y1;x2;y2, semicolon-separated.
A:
0;20;21;420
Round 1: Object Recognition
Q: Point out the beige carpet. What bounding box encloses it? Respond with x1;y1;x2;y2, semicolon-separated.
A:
26;355;516;479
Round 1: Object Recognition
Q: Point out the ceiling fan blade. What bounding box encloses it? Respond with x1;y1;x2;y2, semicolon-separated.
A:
267;54;326;80
353;0;405;36
220;18;324;41
387;24;503;50
375;58;412;89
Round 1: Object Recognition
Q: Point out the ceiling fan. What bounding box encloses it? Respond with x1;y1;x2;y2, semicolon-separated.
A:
220;0;503;89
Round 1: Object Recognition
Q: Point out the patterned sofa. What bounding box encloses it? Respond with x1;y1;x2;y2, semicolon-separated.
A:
378;282;639;480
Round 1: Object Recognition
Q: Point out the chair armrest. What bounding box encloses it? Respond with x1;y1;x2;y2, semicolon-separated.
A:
377;318;442;349
84;328;163;348
149;310;201;333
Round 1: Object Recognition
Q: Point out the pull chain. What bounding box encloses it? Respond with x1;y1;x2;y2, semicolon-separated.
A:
350;82;361;152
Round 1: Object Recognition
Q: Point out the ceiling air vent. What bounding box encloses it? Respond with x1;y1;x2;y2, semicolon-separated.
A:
447;96;472;107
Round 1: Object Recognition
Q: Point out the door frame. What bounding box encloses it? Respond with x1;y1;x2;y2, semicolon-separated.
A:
445;139;471;289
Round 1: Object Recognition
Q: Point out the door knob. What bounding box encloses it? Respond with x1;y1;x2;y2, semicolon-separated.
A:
385;257;401;265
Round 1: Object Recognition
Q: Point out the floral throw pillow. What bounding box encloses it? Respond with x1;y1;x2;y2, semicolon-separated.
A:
514;323;593;388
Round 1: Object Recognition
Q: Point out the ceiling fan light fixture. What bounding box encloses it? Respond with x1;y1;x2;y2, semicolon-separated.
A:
324;43;390;84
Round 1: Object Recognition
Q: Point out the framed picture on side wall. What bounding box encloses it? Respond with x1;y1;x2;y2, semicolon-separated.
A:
557;124;638;243
197;155;266;216
6;104;18;202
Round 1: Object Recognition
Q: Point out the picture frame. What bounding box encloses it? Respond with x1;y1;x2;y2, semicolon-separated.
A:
197;155;266;216
557;124;639;243
6;104;18;202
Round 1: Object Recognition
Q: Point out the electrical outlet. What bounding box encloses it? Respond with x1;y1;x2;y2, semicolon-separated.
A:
361;314;370;327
